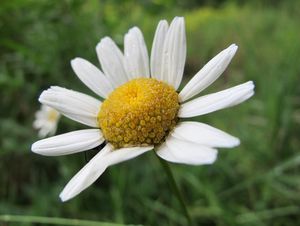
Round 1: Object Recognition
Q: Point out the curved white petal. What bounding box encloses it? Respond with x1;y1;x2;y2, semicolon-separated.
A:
178;81;255;118
161;17;186;90
31;129;104;156
59;144;112;202
39;86;101;127
150;20;169;80
124;27;150;79
96;37;129;87
71;58;114;98
179;44;238;102
172;122;240;148
60;144;153;202
156;136;217;165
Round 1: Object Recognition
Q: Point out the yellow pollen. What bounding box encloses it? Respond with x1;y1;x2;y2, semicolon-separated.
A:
98;78;179;148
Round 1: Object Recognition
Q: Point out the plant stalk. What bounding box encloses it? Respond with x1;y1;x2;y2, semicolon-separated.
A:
156;154;192;225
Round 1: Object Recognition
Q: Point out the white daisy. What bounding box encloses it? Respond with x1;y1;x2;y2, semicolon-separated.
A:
33;104;61;138
31;17;255;202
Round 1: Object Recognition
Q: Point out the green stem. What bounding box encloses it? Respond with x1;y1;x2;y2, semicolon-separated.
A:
0;215;142;226
156;155;192;225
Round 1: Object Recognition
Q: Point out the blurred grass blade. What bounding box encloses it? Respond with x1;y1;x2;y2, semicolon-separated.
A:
220;154;300;197
236;206;300;224
156;155;192;225
272;155;300;175
0;215;143;226
143;198;186;225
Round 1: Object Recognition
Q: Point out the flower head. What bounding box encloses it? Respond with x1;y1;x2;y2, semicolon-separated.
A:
33;104;60;138
31;17;254;202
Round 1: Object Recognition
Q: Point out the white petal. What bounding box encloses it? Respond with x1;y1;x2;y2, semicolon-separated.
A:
124;27;150;79
31;129;104;156
178;81;255;118
161;17;186;90
71;58;113;98
59;144;153;202
172;122;240;148
150;20;169;80
103;145;153;166
39;86;101;127
59;144;112;202
96;37;129;87
156;136;217;165
179;44;238;102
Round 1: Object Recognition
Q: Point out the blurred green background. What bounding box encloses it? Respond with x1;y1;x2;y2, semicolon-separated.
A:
1;0;300;225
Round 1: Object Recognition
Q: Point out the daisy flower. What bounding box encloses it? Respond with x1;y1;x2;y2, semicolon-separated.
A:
31;17;254;202
33;104;61;138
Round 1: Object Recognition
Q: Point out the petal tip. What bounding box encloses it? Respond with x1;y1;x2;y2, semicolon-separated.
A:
95;42;102;51
173;16;184;22
228;44;238;55
70;58;78;68
38;90;48;103
209;150;218;164
96;37;110;49
71;57;80;62
101;36;111;42
158;19;168;26
231;137;241;147
31;141;47;156
129;26;140;34
247;81;255;90
38;87;58;103
59;193;68;202
31;142;38;153
173;16;185;26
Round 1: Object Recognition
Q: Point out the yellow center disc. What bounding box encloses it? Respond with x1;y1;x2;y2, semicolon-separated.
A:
98;78;179;148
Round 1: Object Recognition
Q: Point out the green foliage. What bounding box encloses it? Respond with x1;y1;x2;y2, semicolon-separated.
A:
0;0;299;226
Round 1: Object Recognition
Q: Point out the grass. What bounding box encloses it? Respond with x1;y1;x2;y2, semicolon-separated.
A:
0;0;299;225
0;215;143;226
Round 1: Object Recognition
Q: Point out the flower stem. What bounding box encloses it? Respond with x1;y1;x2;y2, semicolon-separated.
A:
156;155;192;225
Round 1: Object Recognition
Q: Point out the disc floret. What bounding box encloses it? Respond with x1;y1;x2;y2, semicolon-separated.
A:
98;78;179;148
